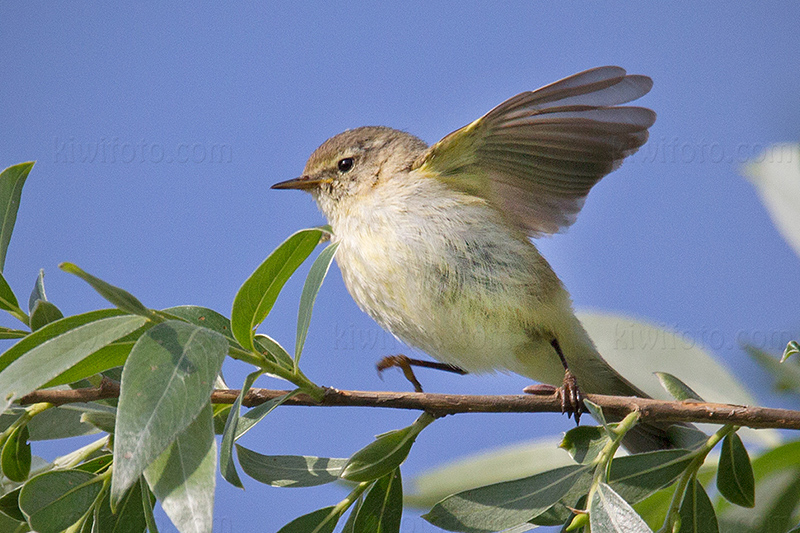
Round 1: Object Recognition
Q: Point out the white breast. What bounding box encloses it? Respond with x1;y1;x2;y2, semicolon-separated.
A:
324;174;572;380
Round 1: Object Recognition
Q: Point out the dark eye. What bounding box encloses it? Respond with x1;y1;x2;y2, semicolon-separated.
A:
337;157;354;173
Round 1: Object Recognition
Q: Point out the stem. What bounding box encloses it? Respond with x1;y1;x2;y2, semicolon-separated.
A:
411;411;438;434
301;480;371;532
227;346;325;401
17;386;800;430
0;402;52;443
8;306;30;328
54;435;110;470
332;480;372;517
657;424;737;533
584;410;641;512
228;346;270;367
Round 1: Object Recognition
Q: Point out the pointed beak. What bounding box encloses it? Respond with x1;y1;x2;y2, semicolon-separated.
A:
271;175;325;191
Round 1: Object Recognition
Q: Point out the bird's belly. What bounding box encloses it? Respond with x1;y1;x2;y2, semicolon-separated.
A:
333;216;567;381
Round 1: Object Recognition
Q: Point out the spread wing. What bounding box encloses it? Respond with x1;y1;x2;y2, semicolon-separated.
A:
413;66;656;236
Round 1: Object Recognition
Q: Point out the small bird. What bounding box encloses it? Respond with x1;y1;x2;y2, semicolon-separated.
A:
273;66;688;452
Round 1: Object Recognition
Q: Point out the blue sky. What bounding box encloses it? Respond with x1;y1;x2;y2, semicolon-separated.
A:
2;3;799;531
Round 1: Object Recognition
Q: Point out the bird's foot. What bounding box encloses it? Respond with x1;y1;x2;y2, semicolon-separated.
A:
377;355;425;392
547;337;585;425
560;370;584;425
377;355;468;393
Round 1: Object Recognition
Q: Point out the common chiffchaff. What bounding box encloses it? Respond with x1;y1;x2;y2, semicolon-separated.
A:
273;66;692;452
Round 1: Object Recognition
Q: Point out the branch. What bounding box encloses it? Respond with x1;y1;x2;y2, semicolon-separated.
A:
16;380;800;430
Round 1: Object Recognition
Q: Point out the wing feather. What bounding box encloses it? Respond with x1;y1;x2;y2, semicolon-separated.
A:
414;66;655;236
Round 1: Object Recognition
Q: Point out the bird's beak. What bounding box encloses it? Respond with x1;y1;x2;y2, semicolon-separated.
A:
271;175;326;191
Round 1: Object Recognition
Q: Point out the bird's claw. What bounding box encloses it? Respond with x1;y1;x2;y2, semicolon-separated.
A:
560;370;584;425
377;354;424;392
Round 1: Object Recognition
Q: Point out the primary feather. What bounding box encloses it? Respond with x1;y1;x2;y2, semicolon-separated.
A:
415;66;656;235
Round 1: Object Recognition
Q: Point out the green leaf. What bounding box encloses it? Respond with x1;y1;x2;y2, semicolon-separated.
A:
717;433;755;507
654;372;704;401
1;424;31;481
162;306;237;344
219;370;262;488
609;449;695;504
0;487;24;521
0;327;27;339
513;494;591;528
582;399;611;435
407;436;573;509
678;478;719;533
27;270;63;331
590;482;653;532
0;162;33;273
0;308;127;373
277;505;340;533
28;269;46;313
742;144;800;258
140;478;159;533
42;341;136;389
0;315;147;411
422;464;590;533
632;484;677;530
341;496;362;533
94;479;147;533
235;389;301;440
231;228;323;351
560;425;610;464
59;263;155;319
29;301;64;331
781;340;800;363
717;466;800;533
528;476;594;526
112;321;227;503
0;271;23;316
745;344;800;395
353;468;402;533
341;413;434;482
74;514;93;533
79;405;118;434
27;405;99;440
254;334;294;370
748;440;800;480
295;241;338;364
235;447;348;487
212;403;232;434
0;513;26;533
19;469;103;533
144;402;216;533
74;454;112;474
497;525;538;532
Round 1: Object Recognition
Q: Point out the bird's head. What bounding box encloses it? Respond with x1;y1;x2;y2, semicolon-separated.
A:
272;126;427;218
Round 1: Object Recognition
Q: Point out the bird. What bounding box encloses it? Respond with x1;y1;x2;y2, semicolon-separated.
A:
272;66;693;452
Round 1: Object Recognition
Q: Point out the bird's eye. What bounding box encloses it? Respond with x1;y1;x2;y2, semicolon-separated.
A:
337;157;354;173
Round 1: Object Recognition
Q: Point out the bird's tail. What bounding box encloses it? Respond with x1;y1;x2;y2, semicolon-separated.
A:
557;314;705;453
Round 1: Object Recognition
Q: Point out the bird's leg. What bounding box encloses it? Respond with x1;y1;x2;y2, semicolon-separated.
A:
551;338;584;425
377;355;467;393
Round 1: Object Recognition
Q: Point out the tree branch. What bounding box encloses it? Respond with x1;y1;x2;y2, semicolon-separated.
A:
17;381;800;430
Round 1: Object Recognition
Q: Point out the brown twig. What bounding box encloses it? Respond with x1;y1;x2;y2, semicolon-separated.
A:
16;381;800;431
